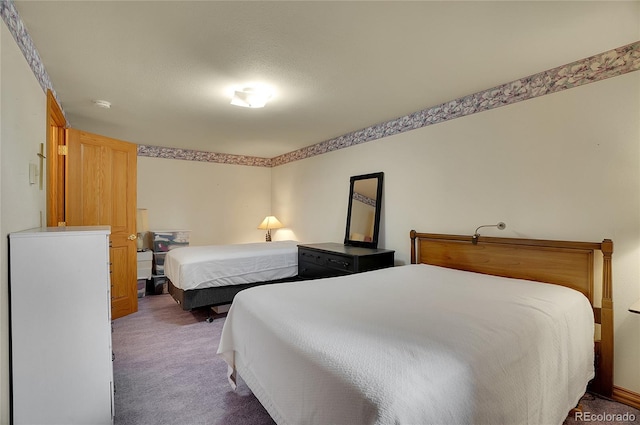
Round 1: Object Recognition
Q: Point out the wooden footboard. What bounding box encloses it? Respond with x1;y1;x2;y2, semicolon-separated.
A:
410;230;614;397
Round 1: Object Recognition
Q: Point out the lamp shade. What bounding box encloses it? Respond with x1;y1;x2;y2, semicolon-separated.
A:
258;215;282;230
136;208;149;233
258;216;283;230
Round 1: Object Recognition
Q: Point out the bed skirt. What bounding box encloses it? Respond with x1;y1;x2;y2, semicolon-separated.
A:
167;276;301;310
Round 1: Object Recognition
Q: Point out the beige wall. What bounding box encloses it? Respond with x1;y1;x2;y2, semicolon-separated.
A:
272;71;640;393
0;23;48;425
137;156;273;246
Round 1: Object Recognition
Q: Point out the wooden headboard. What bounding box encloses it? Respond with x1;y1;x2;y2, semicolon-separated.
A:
410;230;614;397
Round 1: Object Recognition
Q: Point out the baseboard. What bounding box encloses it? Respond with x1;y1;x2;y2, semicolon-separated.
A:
613;386;640;410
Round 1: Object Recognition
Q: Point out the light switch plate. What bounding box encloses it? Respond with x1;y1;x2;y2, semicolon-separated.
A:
29;163;37;184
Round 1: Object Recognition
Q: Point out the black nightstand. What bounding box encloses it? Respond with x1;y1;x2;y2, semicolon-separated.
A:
298;242;394;279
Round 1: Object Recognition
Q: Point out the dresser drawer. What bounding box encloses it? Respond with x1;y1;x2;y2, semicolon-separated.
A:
299;249;355;272
298;243;394;280
321;252;355;273
298;261;350;279
298;249;323;265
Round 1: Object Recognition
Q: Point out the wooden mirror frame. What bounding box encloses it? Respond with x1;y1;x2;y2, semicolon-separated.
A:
344;172;384;249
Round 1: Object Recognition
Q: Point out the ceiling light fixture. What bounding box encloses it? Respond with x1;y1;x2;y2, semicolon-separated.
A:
230;87;272;108
93;99;112;109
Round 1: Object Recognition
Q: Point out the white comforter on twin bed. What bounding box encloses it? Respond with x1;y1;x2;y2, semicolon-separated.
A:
217;264;595;425
164;240;298;291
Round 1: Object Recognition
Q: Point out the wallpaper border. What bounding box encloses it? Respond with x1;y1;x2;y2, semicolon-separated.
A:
3;1;638;168
136;146;272;167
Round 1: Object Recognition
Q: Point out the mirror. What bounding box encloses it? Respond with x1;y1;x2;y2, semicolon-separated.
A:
344;172;384;249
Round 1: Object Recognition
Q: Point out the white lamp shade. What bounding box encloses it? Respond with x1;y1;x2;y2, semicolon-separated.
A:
136;209;149;233
257;216;283;230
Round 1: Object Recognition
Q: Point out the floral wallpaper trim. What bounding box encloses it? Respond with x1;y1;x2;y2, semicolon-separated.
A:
1;0;64;117
353;192;376;208
136;145;272;167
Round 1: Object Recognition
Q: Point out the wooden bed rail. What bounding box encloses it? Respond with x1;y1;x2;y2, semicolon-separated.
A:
410;230;614;397
594;239;614;397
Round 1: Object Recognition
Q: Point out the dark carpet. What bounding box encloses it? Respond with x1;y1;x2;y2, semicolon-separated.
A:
113;294;639;425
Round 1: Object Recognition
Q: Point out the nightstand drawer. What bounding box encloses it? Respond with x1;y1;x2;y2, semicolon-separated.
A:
137;261;152;280
137;250;153;280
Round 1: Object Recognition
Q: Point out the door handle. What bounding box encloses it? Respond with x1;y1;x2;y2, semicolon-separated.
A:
128;234;137;241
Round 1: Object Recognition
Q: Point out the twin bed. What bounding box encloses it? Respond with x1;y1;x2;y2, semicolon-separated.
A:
216;230;614;425
164;240;299;310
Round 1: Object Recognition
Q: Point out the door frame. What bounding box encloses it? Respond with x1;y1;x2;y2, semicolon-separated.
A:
46;89;67;227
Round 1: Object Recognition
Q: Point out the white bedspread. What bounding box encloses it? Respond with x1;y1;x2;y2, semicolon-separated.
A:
217;264;594;425
164;241;298;291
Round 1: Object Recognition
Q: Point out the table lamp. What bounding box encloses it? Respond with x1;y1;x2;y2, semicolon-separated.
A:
258;216;283;242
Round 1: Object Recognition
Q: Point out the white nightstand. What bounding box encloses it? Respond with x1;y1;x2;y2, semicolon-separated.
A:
137;250;153;297
137;250;153;280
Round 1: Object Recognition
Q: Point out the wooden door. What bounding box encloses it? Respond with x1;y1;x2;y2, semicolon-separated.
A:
66;129;138;319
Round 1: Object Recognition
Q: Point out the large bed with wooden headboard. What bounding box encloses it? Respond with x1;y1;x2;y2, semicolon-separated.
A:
409;230;614;399
217;231;613;424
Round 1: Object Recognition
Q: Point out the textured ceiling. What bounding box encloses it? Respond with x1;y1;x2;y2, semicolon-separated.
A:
13;1;640;158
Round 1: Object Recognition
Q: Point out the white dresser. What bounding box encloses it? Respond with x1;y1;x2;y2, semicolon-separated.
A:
9;226;114;425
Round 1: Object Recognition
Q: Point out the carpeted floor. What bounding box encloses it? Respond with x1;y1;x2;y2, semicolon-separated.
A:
113;294;274;425
113;294;639;425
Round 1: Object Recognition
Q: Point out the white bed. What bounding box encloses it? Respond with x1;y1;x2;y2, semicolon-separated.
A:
216;231;615;425
164;240;299;310
218;264;594;425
